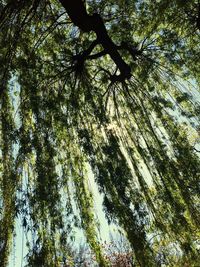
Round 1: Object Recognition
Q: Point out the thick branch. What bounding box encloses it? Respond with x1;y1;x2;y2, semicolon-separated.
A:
59;0;131;81
58;0;92;32
79;41;141;62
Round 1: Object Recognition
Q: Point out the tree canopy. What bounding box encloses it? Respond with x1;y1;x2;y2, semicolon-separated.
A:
0;0;200;266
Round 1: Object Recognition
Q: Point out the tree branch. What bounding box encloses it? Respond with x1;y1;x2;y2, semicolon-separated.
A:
59;0;132;81
87;50;107;60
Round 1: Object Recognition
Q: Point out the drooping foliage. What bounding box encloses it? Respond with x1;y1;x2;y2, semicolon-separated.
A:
0;0;200;266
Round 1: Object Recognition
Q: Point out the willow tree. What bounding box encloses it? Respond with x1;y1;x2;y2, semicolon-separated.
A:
0;0;200;266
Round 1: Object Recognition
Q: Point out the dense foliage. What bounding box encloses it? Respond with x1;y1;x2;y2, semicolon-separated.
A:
0;0;200;266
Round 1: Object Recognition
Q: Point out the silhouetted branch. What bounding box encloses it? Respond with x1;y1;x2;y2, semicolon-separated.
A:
59;0;132;81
